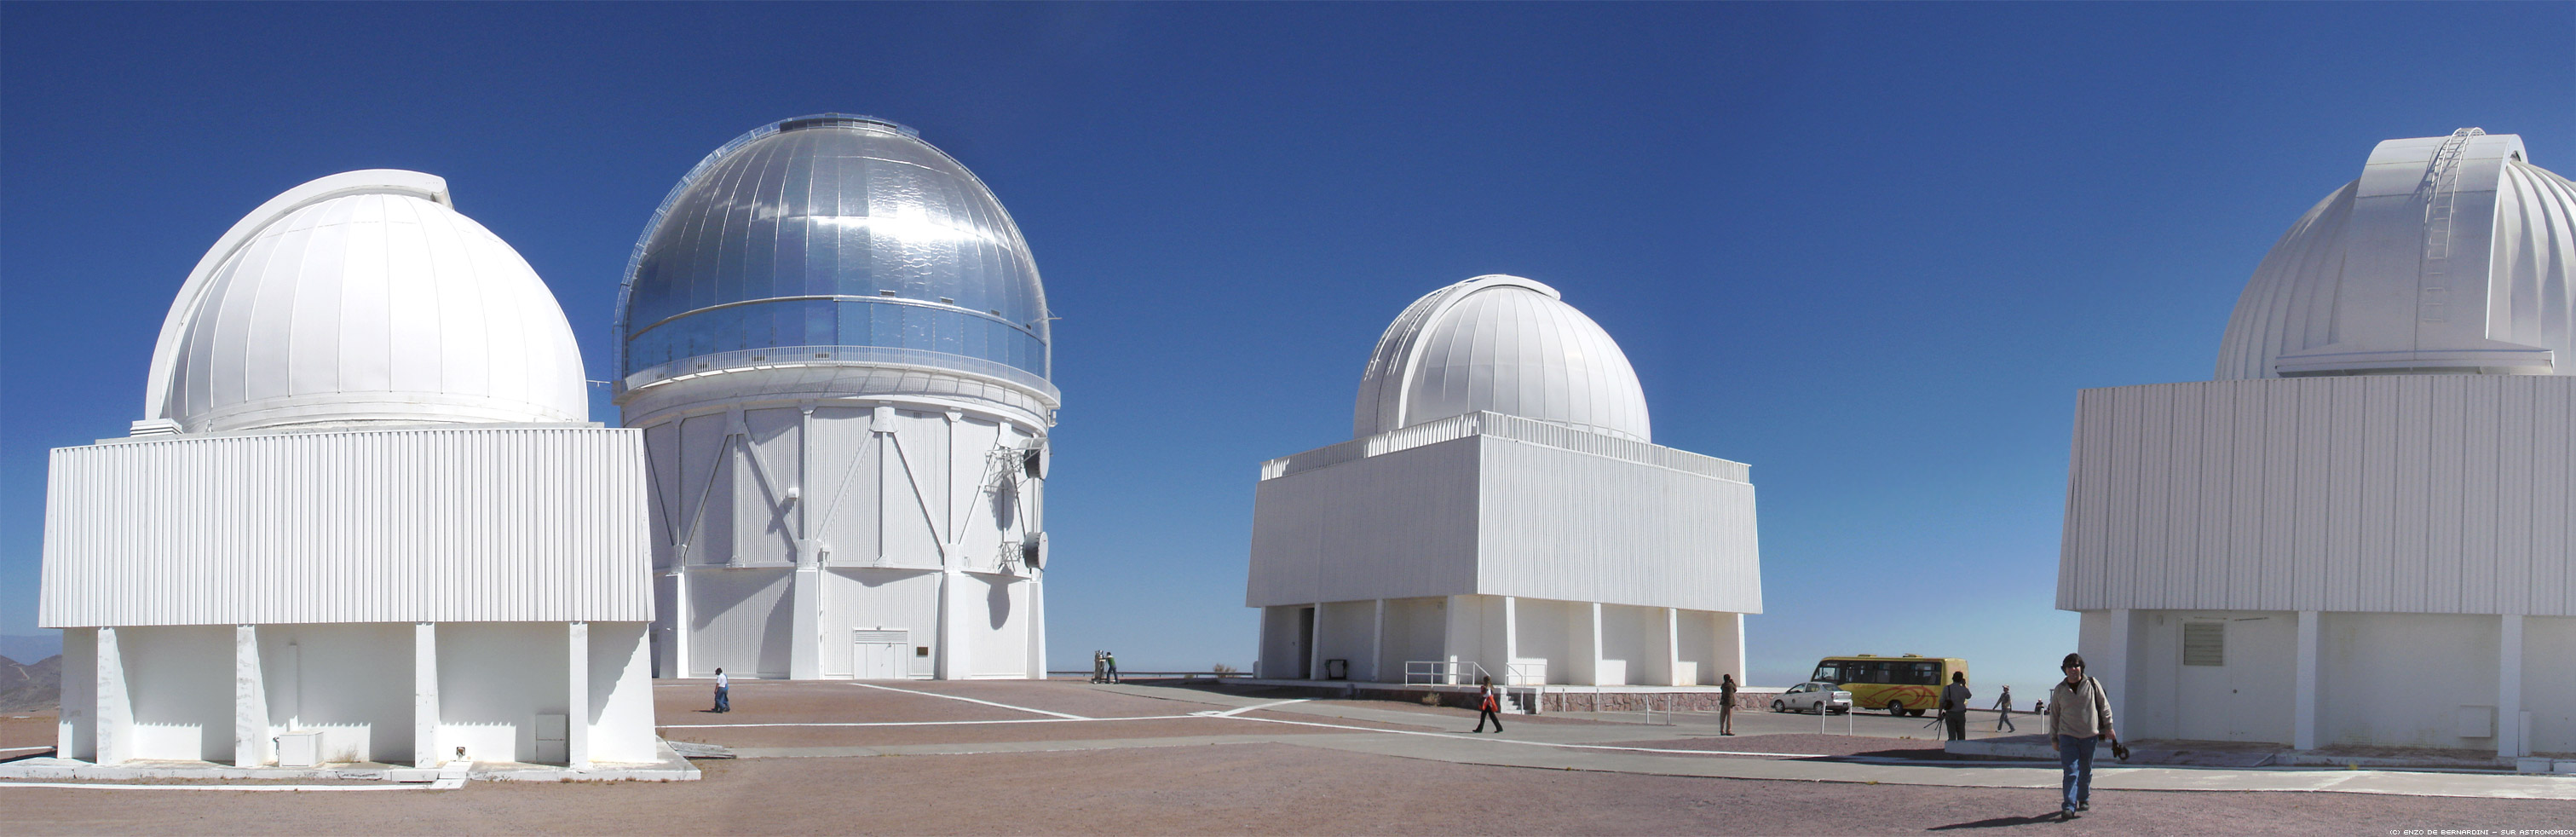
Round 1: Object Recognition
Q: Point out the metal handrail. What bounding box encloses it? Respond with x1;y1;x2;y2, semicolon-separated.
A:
1403;660;1542;715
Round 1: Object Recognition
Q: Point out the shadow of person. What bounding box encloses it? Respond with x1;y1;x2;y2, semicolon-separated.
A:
1928;812;2066;830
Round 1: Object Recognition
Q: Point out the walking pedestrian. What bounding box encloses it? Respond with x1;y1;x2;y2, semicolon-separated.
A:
1471;675;1505;733
2048;653;2118;819
712;667;730;713
1994;684;2017;732
1105;650;1120;683
1941;672;1972;741
1719;673;1738;736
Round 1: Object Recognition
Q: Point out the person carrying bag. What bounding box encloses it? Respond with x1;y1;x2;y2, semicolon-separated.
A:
2046;653;2118;819
1471;675;1505;734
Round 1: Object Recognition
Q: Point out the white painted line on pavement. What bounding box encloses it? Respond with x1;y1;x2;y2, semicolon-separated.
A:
665;714;1198;729
1197;699;1310;718
849;681;1089;719
0;745;55;753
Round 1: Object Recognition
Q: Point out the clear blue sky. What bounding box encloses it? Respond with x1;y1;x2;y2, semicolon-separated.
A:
3;3;2570;700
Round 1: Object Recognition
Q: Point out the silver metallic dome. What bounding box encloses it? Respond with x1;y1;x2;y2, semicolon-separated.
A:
615;115;1052;395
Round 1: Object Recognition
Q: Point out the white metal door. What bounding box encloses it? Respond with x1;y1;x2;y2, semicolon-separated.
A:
2176;621;2229;741
853;629;907;679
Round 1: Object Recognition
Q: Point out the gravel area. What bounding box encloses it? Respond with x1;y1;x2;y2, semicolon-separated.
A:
6;742;2566;835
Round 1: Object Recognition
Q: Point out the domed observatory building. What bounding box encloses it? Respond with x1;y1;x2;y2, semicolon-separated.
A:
1247;275;1761;690
38;170;664;773
2059;130;2575;760
616;115;1055;682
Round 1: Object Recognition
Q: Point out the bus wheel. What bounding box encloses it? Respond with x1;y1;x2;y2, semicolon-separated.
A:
1887;701;1905;716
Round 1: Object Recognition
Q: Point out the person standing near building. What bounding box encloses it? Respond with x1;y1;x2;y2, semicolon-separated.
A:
2048;653;2117;819
1472;675;1505;733
1105;650;1120;684
1941;672;1973;741
1994;684;2017;732
1719;673;1739;736
712;667;730;713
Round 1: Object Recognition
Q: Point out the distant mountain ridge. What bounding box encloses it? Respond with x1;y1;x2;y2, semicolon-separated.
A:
0;634;63;664
2;654;62;712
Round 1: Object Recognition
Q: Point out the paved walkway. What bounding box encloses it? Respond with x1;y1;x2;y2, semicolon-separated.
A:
804;682;2574;801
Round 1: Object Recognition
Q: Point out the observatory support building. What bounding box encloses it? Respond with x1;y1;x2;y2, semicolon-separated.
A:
40;170;661;770
2058;130;2576;759
617;116;1057;682
1247;275;1761;687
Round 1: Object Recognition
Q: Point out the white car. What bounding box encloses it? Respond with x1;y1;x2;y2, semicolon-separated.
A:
1772;681;1854;714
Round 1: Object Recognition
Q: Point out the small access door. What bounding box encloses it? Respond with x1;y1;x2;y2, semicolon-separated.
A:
853;629;908;680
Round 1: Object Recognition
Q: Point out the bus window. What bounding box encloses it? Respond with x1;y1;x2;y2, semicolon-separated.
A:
1908;662;1939;685
1812;661;1842;682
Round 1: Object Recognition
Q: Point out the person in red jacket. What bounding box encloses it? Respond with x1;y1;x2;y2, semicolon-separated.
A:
1472;675;1505;733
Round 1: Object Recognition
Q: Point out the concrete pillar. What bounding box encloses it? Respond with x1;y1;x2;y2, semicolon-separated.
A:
1724;613;1747;686
790;405;821;682
1369;599;1386;683
666;568;692;679
413;622;440;768
789;559;821;680
1663;608;1684;687
1025;579;1048;680
233;625;267;767
2294;610;2320;750
1501;596;1519;684
568;621;591;770
1308;602;1327;680
57;627;95;761
938;569;973;680
1578;603;1605;686
2500;614;2524;759
1441;595;1472;684
95;626;130;765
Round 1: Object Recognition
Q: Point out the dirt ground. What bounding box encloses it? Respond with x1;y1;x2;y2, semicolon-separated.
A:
6;682;2568;835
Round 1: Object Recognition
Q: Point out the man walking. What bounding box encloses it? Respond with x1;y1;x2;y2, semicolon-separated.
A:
2048;653;2117;819
1718;673;1739;736
712;667;730;713
1994;684;2017;732
1941;672;1972;741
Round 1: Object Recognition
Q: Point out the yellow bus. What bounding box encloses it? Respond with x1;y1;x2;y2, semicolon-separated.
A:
1810;655;1968;716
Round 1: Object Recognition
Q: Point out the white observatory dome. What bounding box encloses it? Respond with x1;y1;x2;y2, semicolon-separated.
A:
144;170;588;434
2217;130;2576;379
1354;274;1651;442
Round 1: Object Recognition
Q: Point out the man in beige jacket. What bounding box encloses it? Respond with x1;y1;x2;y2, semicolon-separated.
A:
2046;652;2115;819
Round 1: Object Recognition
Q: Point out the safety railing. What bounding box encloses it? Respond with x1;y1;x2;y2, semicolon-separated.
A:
1403;660;1542;715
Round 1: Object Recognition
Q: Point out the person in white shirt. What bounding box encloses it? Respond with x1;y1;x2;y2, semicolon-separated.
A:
713;668;731;713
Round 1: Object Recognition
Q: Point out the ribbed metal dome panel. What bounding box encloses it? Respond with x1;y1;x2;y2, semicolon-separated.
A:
1354;275;1651;442
2217;131;2575;379
161;174;587;433
615;115;1052;396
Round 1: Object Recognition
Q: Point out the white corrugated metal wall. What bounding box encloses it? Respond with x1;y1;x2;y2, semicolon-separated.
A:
2060;376;2574;615
41;426;651;627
